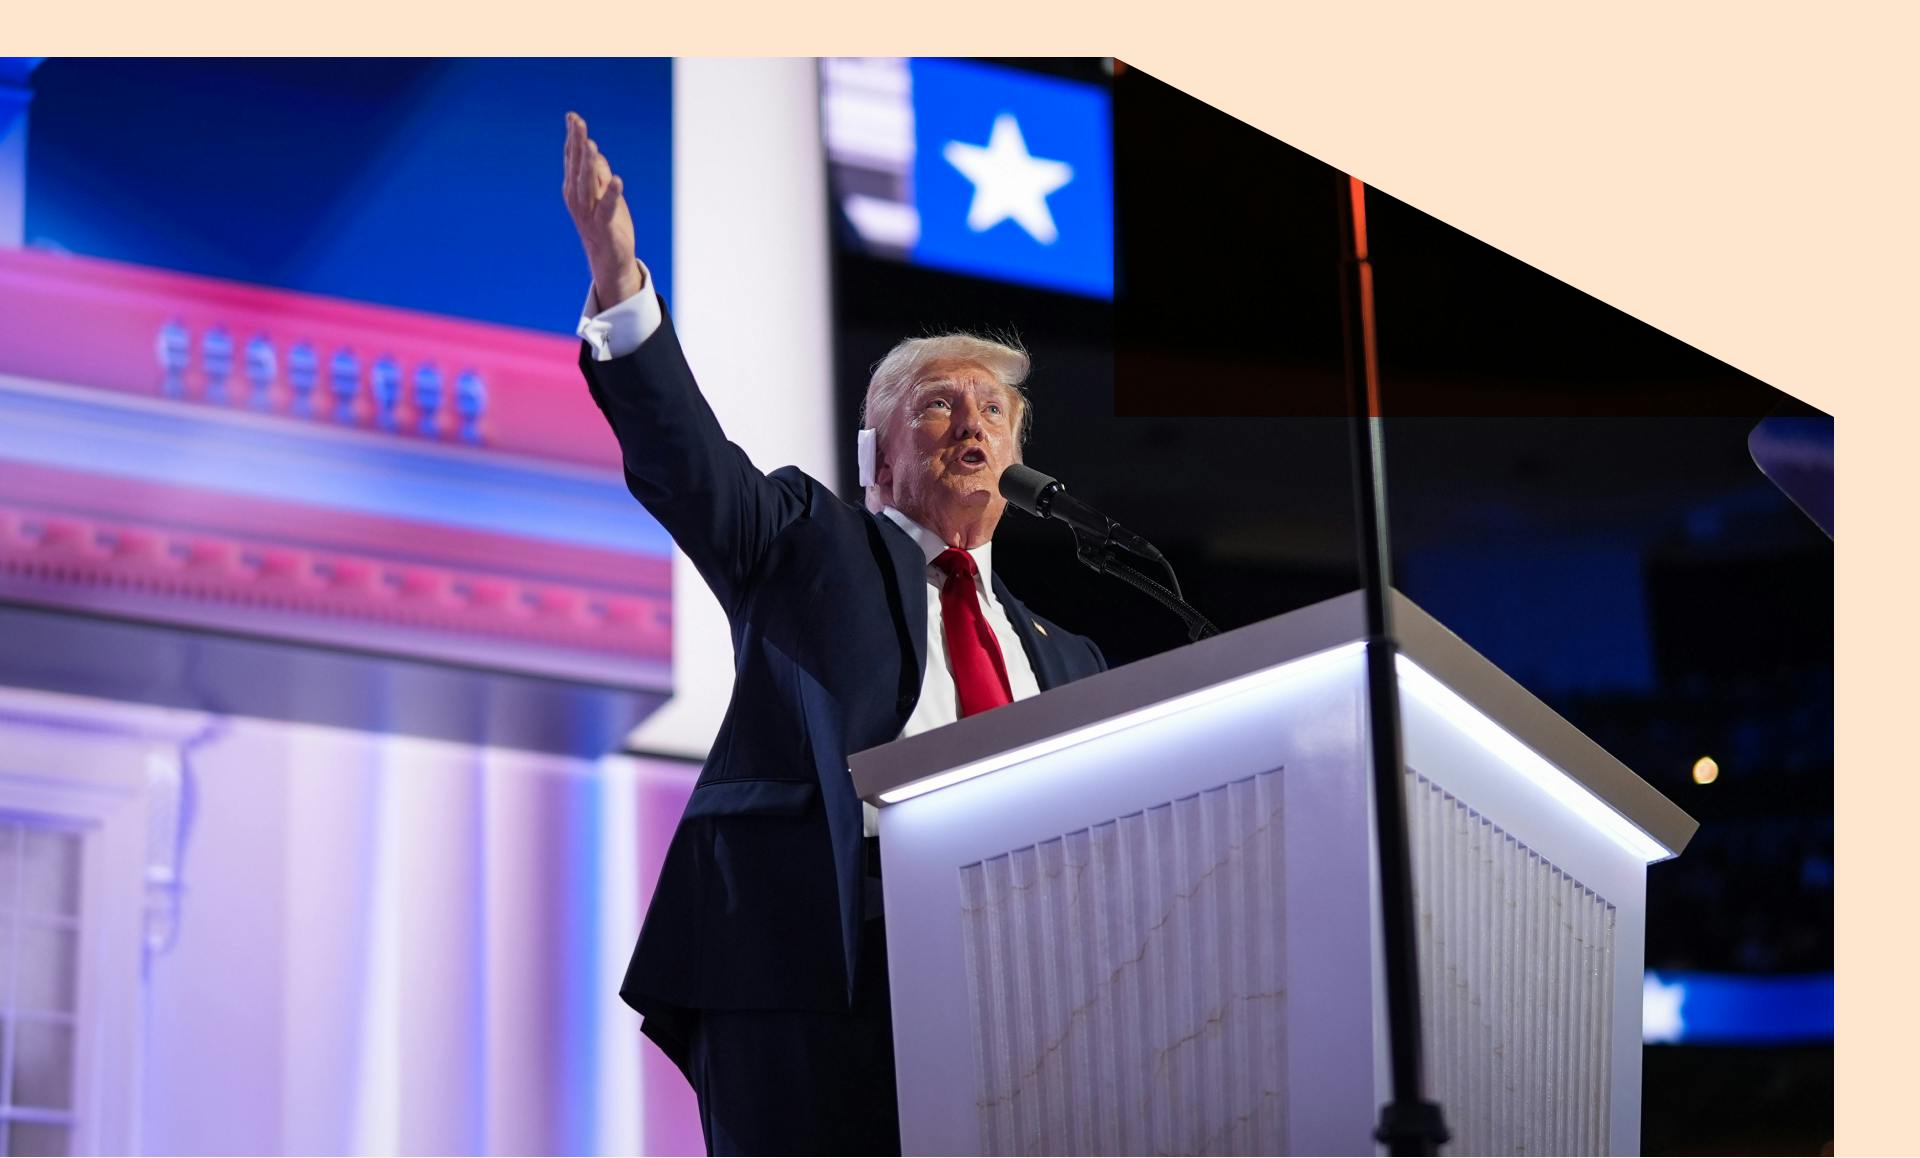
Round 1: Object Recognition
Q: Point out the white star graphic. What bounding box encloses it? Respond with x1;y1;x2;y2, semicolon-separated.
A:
1642;972;1687;1044
942;113;1075;245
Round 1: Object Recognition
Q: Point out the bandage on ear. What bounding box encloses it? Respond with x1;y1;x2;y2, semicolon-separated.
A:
857;427;878;487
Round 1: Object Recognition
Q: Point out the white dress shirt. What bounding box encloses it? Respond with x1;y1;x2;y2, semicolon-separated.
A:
879;506;1043;732
577;272;1044;837
871;509;1044;835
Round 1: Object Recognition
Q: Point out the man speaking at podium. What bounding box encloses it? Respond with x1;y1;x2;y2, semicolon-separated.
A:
562;113;1107;1155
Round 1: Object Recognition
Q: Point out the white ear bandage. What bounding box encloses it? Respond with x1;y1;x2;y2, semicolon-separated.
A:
856;427;878;487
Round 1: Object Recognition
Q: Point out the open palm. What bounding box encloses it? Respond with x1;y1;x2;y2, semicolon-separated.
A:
563;111;643;307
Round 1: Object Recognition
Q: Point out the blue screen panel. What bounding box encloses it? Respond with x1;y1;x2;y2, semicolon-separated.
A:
1644;971;1833;1045
908;59;1113;299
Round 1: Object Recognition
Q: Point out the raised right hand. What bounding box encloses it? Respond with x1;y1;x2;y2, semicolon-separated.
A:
563;111;644;309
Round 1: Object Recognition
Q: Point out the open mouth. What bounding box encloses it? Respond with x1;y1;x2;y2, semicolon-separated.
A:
958;448;988;467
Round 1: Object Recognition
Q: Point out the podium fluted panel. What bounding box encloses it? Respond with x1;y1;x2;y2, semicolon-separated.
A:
1408;770;1617;1156
957;769;1288;1156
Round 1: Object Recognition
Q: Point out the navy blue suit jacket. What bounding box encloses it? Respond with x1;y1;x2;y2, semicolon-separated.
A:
579;305;1107;1057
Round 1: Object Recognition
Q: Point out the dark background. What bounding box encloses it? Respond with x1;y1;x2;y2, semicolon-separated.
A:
830;59;1832;1155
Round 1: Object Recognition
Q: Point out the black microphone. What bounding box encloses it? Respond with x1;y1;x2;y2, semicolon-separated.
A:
999;463;1163;563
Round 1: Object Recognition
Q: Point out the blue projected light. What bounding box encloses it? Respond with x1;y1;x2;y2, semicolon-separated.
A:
1643;971;1833;1045
24;59;673;335
909;60;1114;299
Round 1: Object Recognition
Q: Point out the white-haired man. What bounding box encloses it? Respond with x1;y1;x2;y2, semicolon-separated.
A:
564;113;1106;1156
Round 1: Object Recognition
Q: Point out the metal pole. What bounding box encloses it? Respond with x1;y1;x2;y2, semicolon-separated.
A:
1335;174;1450;1156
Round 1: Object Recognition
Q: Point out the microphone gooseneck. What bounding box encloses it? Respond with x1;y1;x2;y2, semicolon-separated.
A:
999;463;1216;641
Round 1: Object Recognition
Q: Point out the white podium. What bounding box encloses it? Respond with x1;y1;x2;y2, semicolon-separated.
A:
850;589;1695;1157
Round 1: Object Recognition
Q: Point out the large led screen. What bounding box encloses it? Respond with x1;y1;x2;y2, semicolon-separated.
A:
0;59;677;748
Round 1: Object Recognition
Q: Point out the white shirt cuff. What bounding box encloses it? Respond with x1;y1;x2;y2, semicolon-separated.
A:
576;260;662;361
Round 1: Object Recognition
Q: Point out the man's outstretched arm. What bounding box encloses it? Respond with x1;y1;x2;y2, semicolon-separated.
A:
562;111;805;614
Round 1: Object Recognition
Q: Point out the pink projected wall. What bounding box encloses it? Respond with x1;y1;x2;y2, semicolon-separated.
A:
0;247;673;695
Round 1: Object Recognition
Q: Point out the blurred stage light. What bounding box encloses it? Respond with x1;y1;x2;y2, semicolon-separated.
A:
1692;755;1719;784
1643;972;1687;1043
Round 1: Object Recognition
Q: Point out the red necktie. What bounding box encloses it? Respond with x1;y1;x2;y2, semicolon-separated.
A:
933;548;1013;717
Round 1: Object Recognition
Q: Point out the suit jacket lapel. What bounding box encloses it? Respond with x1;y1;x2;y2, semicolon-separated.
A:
870;511;930;707
992;572;1066;692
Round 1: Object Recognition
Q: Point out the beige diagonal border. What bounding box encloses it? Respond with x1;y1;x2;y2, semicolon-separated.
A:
8;6;1909;1152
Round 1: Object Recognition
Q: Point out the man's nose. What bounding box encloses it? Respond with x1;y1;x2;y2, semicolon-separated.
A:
950;398;986;440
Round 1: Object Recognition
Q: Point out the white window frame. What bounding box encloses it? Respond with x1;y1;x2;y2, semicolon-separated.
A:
0;687;208;1156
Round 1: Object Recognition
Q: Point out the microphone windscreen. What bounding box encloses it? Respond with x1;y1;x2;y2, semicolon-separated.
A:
998;463;1058;515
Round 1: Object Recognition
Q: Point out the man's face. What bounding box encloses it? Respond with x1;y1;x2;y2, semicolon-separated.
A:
877;361;1021;540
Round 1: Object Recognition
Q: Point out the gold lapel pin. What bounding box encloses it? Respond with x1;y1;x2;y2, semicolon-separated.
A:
1033;620;1049;637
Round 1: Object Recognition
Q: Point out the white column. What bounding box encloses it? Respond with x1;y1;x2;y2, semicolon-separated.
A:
626;58;837;760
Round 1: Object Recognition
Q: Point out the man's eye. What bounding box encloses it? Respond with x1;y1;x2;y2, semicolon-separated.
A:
985;403;1004;415
928;398;951;410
